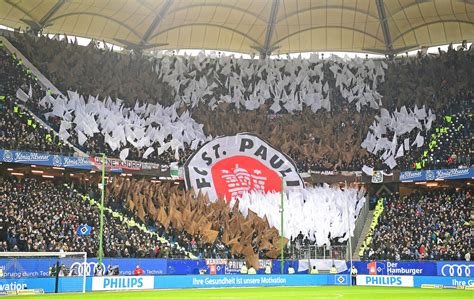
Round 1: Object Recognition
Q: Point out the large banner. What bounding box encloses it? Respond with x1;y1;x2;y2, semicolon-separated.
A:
89;156;162;172
350;261;437;276
0;257;167;278
153;274;339;289
92;276;154;291
437;261;474;277
356;275;414;287
2;258;470;279
2;274;473;294
0;149;166;174
400;168;473;182
184;133;304;202
0;149;91;170
0;277;88;293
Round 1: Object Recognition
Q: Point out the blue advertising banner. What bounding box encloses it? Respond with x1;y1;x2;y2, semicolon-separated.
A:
0;257;167;278
0;149;163;173
166;259;206;275
400;168;473;182
349;261;387;275
153;274;342;289
436;261;474;277
349;261;437;276
0;277;89;293
0;149;91;170
413;276;474;288
1;258;471;279
1;274;473;293
385;261;437;276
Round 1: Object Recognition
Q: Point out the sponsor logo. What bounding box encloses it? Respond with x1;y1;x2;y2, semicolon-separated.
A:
62;156;91;168
52;155;62;167
184;134;303;202
400;168;473;182
400;171;424;181
441;264;474;277
70;261;102;276
386;262;423;276
367;261;385;275
336;275;346;285
225;260;246;274
205;259;228;266
14;152;50;163
436;168;470;179
2;150;13;162
92;276;154;291
91;157;143;171
357;275;413;287
0;282;27;291
425;170;435;181
371;171;383;183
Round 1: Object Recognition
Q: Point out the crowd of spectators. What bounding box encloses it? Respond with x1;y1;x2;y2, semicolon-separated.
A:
0;176;189;258
1;32;472;172
0;97;74;155
365;188;471;261
0;47;75;155
0;174;244;259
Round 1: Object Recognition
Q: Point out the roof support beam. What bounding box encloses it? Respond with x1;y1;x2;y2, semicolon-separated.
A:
39;0;66;27
260;0;280;58
140;0;173;46
375;0;394;56
19;0;66;33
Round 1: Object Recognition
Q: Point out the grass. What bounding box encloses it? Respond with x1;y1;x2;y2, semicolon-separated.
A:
12;286;471;299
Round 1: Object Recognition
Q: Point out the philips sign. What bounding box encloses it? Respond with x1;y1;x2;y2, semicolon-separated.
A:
357;275;414;287
92;276;154;291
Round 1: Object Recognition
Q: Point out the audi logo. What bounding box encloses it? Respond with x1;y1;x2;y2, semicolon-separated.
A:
70;261;105;276
441;264;474;277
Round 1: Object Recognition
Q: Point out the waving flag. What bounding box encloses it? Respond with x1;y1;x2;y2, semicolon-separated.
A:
76;224;92;236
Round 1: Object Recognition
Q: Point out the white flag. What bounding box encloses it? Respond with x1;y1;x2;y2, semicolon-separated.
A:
404;138;410;151
412;132;424;148
77;130;87;146
16;88;29;102
119;148;129;161
362;165;374;176
385;156;397;169
395;145;404;158
142;147;154;159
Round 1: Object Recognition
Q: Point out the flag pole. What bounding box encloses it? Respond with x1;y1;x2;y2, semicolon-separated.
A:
345;180;353;287
280;176;284;274
98;153;106;266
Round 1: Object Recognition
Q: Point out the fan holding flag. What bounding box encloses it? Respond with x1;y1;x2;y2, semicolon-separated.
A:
76;224;92;236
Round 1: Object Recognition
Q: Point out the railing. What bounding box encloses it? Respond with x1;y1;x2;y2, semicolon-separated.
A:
349;195;370;258
288;244;348;260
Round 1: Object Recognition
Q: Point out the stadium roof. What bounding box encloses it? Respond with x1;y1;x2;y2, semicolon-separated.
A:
1;0;473;56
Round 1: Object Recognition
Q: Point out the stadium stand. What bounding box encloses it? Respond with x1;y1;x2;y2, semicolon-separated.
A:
0;33;472;263
0;176;193;258
3;34;473;172
0;1;473;297
364;189;472;261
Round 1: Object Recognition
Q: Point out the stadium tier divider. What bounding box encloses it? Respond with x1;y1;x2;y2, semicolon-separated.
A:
358;199;384;258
